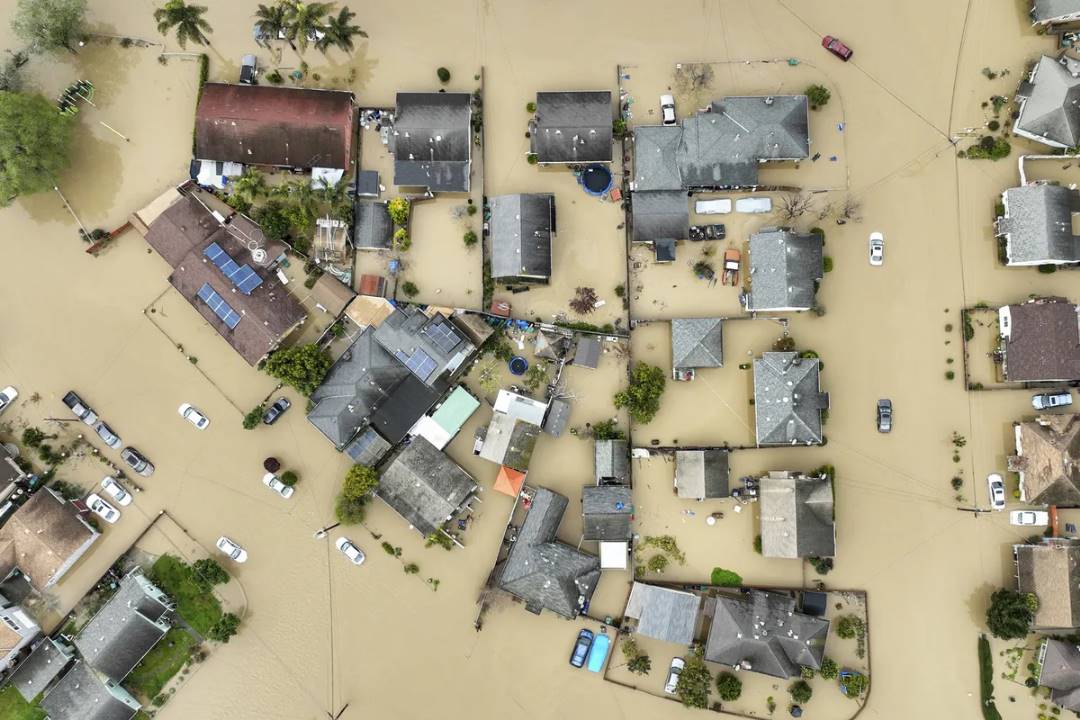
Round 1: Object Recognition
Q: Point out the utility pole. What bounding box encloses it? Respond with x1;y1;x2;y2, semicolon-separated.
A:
326;703;349;719
314;522;341;539
956;506;990;517
54;186;87;235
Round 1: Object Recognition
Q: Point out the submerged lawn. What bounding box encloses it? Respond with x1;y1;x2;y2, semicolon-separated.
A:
0;685;45;720
148;555;222;635
127;628;197;700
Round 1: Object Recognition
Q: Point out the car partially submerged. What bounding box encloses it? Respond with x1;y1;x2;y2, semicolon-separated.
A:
335;537;365;566
822;35;853;61
62;391;98;425
178;403;210;429
987;473;1006;511
1032;391;1072;410
0;387;18;415
869;232;884;266
660;94;676;126
262;472;294;499
569;629;593;668
86;493;120;524
216;536;248;563
665;657;685;694
1010;510;1049;526
121;447;154;477
100;476;132;506
94;421;122;450
263;397;291;425
877;399;892;433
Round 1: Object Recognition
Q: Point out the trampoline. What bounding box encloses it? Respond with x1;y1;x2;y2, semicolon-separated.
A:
580;164;613;196
509;356;529;376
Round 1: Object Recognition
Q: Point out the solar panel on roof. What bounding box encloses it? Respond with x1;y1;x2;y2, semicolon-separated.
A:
394;348;437;380
423;320;461;354
196;283;241;329
203;243;264;294
232;265;264;295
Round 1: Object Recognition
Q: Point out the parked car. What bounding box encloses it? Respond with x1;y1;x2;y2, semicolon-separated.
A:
239;54;257;85
877;399;892;433
569;628;594;668
660;94;676;126
62;391;98;425
586;631;611;672
86;493;120;524
1010;510;1050;526
665;657;686;695
0;387;17;415
216;536;248;563
987;473;1006;511
869;232;884;266
100;476;132;506
335;537;365;566
120;447;154;477
1032;391;1072;410
94;421;122;450
262;397;292;425
178;403;210;429
822;35;853;61
262;472;294;499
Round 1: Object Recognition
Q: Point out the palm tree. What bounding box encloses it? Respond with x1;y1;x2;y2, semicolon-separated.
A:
283;1;335;54
232;168;268;202
315;178;352;222
154;0;213;48
317;7;366;54
253;2;291;48
272;179;319;234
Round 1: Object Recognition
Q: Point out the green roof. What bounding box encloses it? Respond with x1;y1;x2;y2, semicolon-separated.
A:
431;386;480;436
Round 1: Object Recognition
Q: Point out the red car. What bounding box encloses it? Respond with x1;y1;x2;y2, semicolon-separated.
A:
822;36;853;61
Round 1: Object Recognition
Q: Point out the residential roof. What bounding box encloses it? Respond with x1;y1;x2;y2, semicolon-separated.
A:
1001;299;1080;382
1011;414;1080;506
675;449;730;499
493;389;548;426
39;661;139;720
490;194;555;280
998;185;1080;265
753;352;829;446
195;84;355;169
633;126;685;191
373;306;474;387
672;318;724;369
573;335;602;369
534;330;571;361
8;637;74;701
343;426;392;468
497;488;601;618
746;228;824;311
624;582;701;645
531;91;613;163
493;466;526;497
1040;639;1080;711
368;375;444;445
143;192;306;365
759;472;836;559
354;201;394;249
594;439;629;484
0;605;37;668
480;413;541;472
0;488;98;592
543;398;572;438
704;590;830;678
1016;56;1080;148
581;485;633;541
392;92;472;192
376;437;477;536
430;386;480;437
1034;0;1080;23
310;274;355;317
654;239;677;262
1016;539;1080;629
0;445;26;487
631;190;690;241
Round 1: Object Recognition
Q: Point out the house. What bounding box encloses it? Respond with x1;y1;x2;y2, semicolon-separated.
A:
490;194;556;283
38;660;141;720
759;471;836;559
1031;0;1080;25
704;590;830;678
582;485;633;570
1015;538;1080;630
1010;414;1080;505
373;306;475;386
624;582;701;646
343;427;392;468
195;84;355;172
753;352;829;446
1038;638;1080;712
303;274;354;319
631;190;690;243
479;413;541;472
672;318;724;371
376;437;478;538
74;570;173;681
392;92;472;192
0;444;27;488
744;228;824;312
530;91;612;164
0;601;40;675
496;488;601;618
674;449;730;499
594;439;629;484
0;488;99;592
543;398;572;438
572;335;602;369
995;185;1080;266
354;201;394;250
999;298;1080;382
409;386;480;451
1014;55;1080;149
139;189;307;366
7;637;75;701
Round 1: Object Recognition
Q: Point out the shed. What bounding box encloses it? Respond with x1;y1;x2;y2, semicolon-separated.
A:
573;335;602;369
624;582;702;645
675;449;730;499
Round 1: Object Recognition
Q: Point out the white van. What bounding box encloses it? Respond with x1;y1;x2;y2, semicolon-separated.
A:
735;197;773;213
694;199;731;214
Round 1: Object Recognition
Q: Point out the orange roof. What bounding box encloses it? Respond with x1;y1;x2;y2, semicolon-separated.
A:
494;466;525;497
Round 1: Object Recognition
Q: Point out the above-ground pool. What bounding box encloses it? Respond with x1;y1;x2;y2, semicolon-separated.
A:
580;165;613;196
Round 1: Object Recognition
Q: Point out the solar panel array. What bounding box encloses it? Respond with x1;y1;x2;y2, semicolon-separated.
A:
203;242;264;295
422;320;461;355
197;283;242;329
394;349;438;381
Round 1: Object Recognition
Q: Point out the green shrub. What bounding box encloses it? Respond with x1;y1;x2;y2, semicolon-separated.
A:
806;84;831;109
612;117;628;138
401;281;419;298
463;230;478;247
710;567;742;587
393;227;411;252
208;612;240;643
436;67;450;83
614;284;625;297
823;256;834;273
837;615;865;640
242;405;265;430
591;419;625;440
265;69;283;84
1038;264;1057;274
716;672;742;701
281;470;299;486
192;558;229;588
526;152;538;164
789;680;812;703
387;197;410;226
819;657;838;680
945;370;955;380
526;101;536;112
809;226;825;241
978;635;1002;720
753;535;762;554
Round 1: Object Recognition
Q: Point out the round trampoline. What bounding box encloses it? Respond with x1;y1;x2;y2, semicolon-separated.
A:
580;164;613;196
508;356;529;376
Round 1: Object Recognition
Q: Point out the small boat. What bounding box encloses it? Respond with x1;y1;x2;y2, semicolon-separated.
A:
586;631;611;672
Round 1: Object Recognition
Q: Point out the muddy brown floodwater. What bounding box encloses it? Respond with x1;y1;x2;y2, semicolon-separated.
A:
0;1;1078;719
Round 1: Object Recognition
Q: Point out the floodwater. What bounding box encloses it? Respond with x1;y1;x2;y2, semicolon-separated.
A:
0;1;1079;719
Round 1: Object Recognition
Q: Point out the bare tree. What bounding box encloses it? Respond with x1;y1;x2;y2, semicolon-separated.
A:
776;192;814;222
569;287;598;315
816;200;834;221
835;195;863;224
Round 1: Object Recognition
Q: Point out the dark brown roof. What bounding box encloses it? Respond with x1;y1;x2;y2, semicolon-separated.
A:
0;489;98;592
195;84;355;169
1004;299;1080;382
144;192;307;365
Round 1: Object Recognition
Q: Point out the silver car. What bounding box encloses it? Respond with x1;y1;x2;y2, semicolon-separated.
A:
987;473;1006;511
121;447;154;477
94;421;122;450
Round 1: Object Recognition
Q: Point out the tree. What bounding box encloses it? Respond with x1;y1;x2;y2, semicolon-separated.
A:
12;0;86;54
392;228;411;252
0;53;28;92
569;286;598;315
835;194;863;224
614;363;666;424
789;680;812;704
242;405;265;429
591;419;624;440
232;167;268;202
401;281;419;298
836;615;864;640
272;179;319;236
805;84;831;110
0;92;73;205
263;343;331;395
647;554;668;573
819;657;838;680
283;0;335;54
254;200;291;240
318;6;366;53
986;588;1035;640
839;672;868;698
334;492;367;523
675;651;711;708
387;197;410;225
343;464;379;500
628;654;651;675
716;672;742;701
776;192;814;222
254;2;290;47
154;0;213;49
437;67;451;83
710;567;742;587
208;612;240;642
315;177;352;223
192;558;229;587
280;470;299;486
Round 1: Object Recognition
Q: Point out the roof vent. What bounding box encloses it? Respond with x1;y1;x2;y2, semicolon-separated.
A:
764;97;774;105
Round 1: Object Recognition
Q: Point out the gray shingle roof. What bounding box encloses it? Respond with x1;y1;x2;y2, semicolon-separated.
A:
624;582;701;645
480;413;541;472
392;92;471;192
354;201;393;249
594;439;629;483
672;318;724;369
1010;414;1080;506
746;228;823;311
1002;299;1080;382
376;436;477;537
573;335;602;369
543;398;572;438
8;638;74;701
342;426;392;467
631;190;690;241
374;307;474;386
998;185;1080;265
497;488;601;618
759;473;835;559
675;449;730;499
1016;539;1080;629
1040;639;1080;711
532;91;613;164
490;194;555;280
633;126;685;191
39;661;140;720
1016;55;1080;148
1033;0;1080;23
704;590;829;678
753;352;829;446
581;485;633;541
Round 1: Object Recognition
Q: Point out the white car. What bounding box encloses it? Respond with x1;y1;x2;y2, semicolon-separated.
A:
660;94;676;126
178;403;210;429
664;657;685;695
1010;510;1050;526
988;473;1007;511
869;232;884;266
0;386;18;414
216;536;248;563
262;472;294;499
86;493;120;524
336;537;365;566
100;476;132;506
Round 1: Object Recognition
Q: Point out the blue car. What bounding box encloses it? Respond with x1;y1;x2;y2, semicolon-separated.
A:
586;632;611;672
569;629;594;668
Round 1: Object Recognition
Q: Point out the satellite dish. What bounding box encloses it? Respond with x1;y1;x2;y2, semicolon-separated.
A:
251;248;267;264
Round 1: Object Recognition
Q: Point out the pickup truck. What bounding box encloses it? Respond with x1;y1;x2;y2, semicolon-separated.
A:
63;391;98;425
